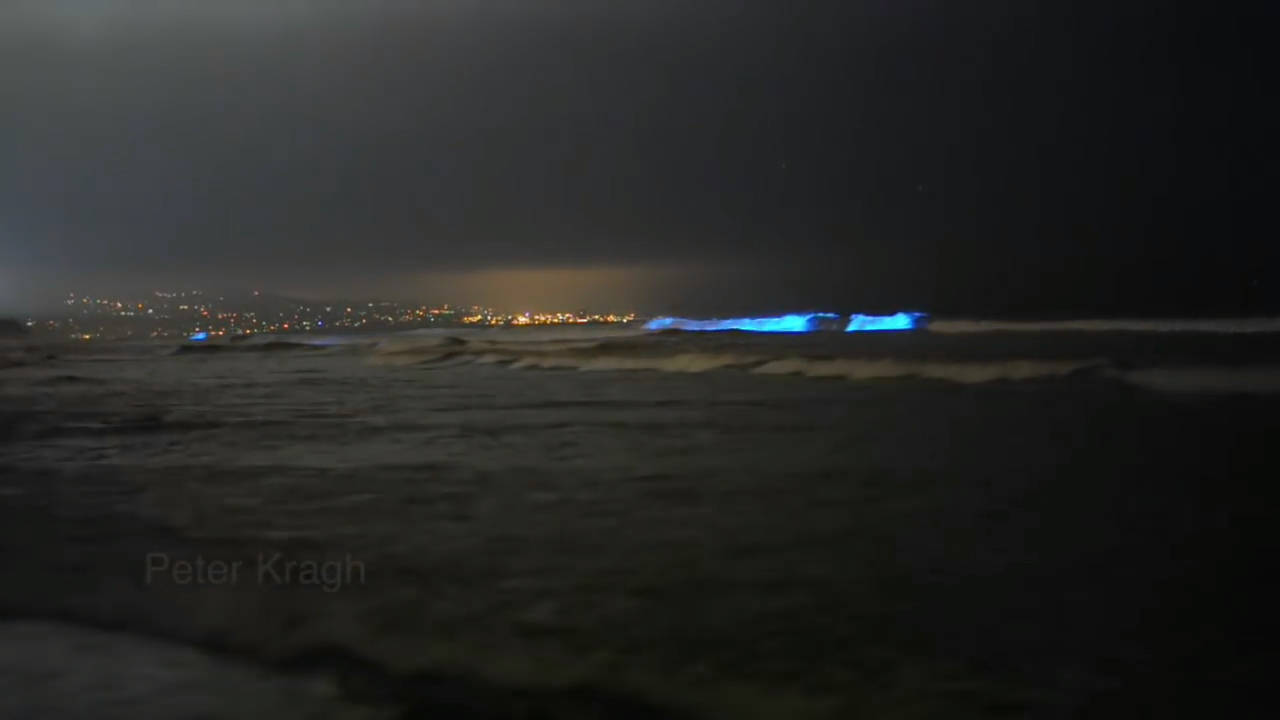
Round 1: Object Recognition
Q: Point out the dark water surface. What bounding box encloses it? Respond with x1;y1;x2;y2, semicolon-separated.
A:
2;328;1277;718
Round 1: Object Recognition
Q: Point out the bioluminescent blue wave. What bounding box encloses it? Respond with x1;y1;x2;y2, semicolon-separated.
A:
643;312;927;333
844;312;926;332
644;313;841;333
188;332;209;341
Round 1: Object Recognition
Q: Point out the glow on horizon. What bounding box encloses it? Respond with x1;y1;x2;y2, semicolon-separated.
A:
644;313;840;333
844;312;926;332
188;331;209;341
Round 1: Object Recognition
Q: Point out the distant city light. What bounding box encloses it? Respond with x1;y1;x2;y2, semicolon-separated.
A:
189;332;209;341
36;290;640;340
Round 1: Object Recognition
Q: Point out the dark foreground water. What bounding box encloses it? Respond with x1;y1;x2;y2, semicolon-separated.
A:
2;324;1278;718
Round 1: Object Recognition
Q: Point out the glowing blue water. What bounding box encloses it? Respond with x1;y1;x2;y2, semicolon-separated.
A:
644;314;840;333
643;312;927;333
844;312;925;332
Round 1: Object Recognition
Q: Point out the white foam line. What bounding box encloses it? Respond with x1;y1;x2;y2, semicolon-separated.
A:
930;318;1280;334
752;358;1102;383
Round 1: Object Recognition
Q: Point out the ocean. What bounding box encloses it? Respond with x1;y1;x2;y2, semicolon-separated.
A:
2;321;1278;719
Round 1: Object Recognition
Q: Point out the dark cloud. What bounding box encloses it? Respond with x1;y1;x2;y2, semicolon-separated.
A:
1;1;1274;315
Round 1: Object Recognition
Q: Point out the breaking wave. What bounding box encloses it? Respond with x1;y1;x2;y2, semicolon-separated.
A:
366;339;1106;384
750;357;1102;383
643;312;927;333
358;333;1280;392
14;318;1277;393
644;314;841;333
844;312;925;332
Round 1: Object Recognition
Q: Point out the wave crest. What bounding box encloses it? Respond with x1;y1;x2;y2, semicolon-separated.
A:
368;341;1106;385
751;357;1103;383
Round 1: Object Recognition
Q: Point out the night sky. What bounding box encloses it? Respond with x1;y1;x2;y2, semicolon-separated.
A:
1;1;1273;316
